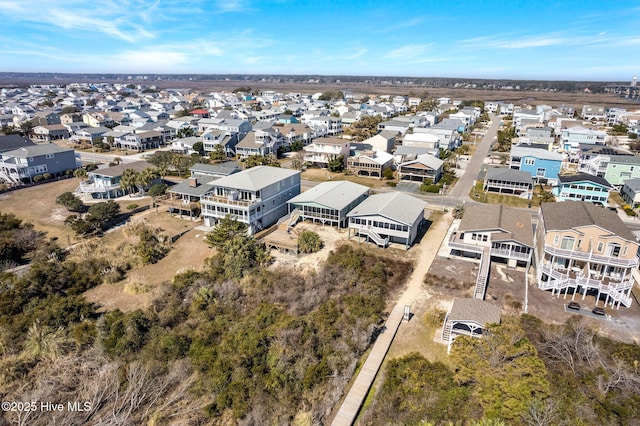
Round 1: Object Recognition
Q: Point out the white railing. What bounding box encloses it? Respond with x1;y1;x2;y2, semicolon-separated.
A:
544;246;638;268
356;226;388;247
490;247;531;261
79;182;120;193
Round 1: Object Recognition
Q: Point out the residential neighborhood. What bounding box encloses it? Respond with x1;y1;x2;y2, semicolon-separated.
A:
3;77;640;425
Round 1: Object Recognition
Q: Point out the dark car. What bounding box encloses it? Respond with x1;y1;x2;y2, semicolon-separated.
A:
592;306;606;316
567;302;581;311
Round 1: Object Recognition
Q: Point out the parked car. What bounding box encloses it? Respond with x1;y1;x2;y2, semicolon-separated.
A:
592;306;606;316
567;302;581;311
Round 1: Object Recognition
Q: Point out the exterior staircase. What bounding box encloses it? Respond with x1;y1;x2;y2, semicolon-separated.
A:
473;246;491;300
0;170;18;185
441;314;452;342
358;226;388;247
288;208;301;229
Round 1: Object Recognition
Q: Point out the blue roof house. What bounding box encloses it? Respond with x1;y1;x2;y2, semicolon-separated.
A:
509;146;564;185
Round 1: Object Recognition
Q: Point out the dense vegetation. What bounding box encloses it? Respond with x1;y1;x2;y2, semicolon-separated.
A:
0;210;413;424
363;315;640;425
0;212;42;270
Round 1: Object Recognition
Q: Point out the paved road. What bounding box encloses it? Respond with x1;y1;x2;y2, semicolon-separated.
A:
448;115;501;200
76;148;169;165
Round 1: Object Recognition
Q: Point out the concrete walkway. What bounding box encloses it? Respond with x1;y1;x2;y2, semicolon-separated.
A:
331;212;454;425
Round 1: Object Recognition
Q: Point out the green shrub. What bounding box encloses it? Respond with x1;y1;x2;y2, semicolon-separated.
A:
127;203;139;210
298;230;322;253
387;181;397;187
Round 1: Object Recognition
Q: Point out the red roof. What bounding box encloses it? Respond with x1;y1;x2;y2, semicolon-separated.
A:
190;109;209;115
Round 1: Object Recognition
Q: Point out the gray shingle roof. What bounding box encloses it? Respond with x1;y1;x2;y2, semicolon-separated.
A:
0;134;35;152
608;155;640;165
558;173;612;188
486;167;533;185
190;161;240;176
449;298;501;325
288;181;369;211
541;201;636;242
623;177;640;193
168;176;217;197
347;192;426;225
89;160;154;178
458;204;534;247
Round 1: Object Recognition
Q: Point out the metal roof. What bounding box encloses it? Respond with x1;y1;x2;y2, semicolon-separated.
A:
510;146;564;161
211;165;300;191
347;192;426;225
288;181;369;211
2;143;73;158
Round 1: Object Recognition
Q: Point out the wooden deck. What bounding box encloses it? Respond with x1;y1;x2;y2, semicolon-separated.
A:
331;304;404;426
262;225;299;254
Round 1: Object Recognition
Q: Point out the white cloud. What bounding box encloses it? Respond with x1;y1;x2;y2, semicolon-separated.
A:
384;44;432;58
457;32;618;50
343;48;368;60
0;0;159;42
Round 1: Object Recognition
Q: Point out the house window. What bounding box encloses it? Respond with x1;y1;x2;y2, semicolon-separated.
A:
536;168;546;177
577;239;582;249
606;243;621;258
560;236;575;250
553;235;560;246
46;154;54;159
524;158;535;165
597;241;604;252
623;246;628;256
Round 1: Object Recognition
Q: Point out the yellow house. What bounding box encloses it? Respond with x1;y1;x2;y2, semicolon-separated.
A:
536;201;639;309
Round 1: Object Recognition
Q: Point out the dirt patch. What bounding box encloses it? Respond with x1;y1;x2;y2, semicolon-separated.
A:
0;179;79;243
83;211;212;313
268;223;351;273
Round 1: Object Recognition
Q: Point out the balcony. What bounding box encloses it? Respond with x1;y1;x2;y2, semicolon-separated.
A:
304;144;341;154
449;233;531;261
201;194;257;207
539;263;634;293
543;246;638;268
78;181;120;193
303;154;331;164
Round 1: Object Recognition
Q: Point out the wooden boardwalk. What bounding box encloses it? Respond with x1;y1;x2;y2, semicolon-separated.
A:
331;304;405;426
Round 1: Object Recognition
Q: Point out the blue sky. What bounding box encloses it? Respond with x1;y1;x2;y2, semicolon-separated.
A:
0;0;639;81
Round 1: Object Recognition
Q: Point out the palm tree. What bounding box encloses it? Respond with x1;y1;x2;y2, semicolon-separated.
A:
138;168;159;195
23;321;65;361
119;169;140;197
538;185;555;203
452;205;465;219
73;168;88;181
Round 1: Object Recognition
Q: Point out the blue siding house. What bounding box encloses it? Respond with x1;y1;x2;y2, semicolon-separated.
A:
509;146;564;185
553;173;612;205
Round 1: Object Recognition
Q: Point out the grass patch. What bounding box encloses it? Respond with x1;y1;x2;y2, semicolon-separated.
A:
469;180;546;208
123;277;152;295
610;191;627;208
